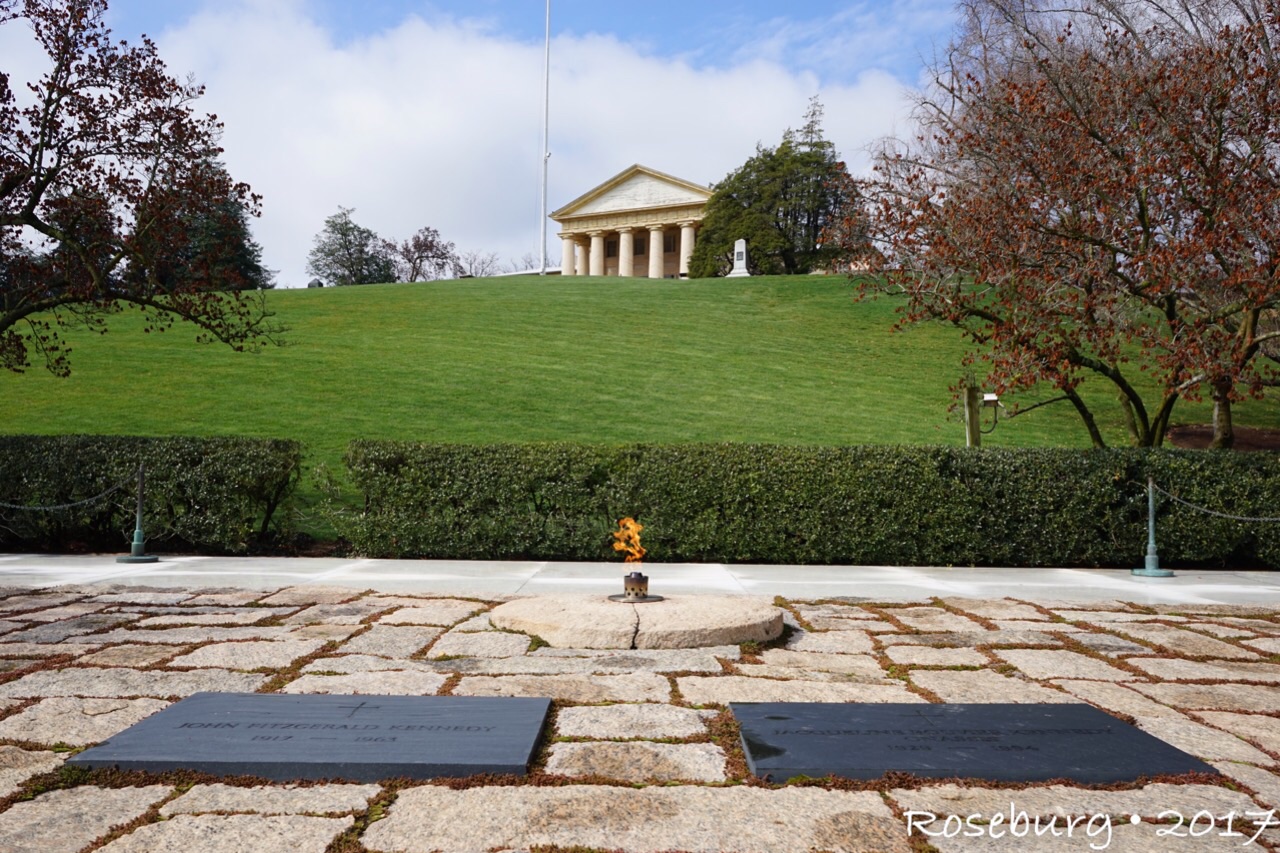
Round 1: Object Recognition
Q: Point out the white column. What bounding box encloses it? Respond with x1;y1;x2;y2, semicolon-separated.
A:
589;231;605;277
617;228;634;277
678;220;697;278
575;240;589;276
648;225;665;279
560;236;576;276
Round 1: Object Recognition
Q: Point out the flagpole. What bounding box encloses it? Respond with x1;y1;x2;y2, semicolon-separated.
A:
539;0;551;275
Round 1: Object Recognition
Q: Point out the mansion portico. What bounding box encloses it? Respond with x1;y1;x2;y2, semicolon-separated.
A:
550;165;712;278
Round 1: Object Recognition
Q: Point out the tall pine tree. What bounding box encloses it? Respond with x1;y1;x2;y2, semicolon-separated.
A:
690;98;853;277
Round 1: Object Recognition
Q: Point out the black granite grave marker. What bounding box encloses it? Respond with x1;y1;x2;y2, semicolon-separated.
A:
69;692;552;782
730;703;1218;784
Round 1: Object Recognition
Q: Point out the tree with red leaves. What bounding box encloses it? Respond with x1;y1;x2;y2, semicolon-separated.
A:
839;0;1280;448
0;0;282;377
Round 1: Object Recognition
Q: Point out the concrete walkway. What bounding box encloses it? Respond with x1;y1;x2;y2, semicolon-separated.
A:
1;552;1279;604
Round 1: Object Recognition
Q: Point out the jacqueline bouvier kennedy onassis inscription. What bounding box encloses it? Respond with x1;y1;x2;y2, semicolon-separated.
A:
730;702;1218;784
69;692;553;782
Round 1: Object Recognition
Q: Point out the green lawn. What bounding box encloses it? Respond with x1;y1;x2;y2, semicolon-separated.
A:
4;275;1278;523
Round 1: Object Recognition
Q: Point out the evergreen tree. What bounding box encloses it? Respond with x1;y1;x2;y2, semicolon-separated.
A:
125;160;275;292
690;98;853;277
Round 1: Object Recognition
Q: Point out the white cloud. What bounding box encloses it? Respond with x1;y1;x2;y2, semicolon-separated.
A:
9;1;930;285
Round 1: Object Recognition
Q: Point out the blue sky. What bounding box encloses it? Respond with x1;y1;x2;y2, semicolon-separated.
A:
14;1;958;283
107;1;951;85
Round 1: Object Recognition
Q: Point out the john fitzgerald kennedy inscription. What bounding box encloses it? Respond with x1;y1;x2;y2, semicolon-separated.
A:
69;692;553;782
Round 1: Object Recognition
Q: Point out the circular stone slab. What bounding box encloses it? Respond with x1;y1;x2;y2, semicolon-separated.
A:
489;595;784;650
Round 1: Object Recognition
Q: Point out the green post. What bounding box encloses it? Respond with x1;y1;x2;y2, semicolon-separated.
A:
117;464;159;564
1131;477;1172;578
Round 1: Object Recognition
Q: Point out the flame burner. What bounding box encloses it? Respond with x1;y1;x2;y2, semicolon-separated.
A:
608;571;664;603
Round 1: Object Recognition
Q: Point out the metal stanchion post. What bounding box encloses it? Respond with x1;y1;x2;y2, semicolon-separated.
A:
117;464;159;564
1132;477;1173;578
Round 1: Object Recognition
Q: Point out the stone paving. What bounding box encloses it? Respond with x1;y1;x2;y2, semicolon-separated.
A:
0;585;1277;851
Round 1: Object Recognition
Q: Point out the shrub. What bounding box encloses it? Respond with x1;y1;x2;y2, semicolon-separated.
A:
340;442;1280;568
0;435;303;554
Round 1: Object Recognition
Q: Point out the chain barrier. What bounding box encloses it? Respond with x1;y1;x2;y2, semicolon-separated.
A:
1151;481;1280;524
0;468;140;512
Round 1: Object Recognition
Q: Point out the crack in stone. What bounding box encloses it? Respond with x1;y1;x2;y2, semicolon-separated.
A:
629;605;640;650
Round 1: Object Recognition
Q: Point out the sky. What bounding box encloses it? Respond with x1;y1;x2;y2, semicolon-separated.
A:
3;1;958;285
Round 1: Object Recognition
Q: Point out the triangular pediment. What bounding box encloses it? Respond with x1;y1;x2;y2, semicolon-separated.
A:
552;165;711;221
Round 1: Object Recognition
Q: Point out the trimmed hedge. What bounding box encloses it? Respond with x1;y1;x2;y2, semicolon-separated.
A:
340;442;1280;567
0;436;303;554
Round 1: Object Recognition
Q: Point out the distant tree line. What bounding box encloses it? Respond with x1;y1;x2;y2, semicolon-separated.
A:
306;207;463;286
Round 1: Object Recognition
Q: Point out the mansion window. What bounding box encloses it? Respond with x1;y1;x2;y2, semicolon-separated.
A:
634;239;646;256
663;233;678;254
605;240;618;258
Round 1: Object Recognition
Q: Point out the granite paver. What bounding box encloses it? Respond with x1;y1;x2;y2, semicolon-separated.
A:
891;782;1256;819
0;667;266;698
891;606;988;632
77;643;189;667
258;586;358;606
1132;715;1273;763
336;625;441;657
159;783;380;815
361;786;909;853
1212;761;1280;809
284;601;394;625
545;741;728;782
1195;711;1280;754
555;703;710;739
1050;679;1184;718
994;648;1138;681
300;653;439;673
96;814;355;853
784;628;874;654
281;671;447;694
884;645;988;666
1127;658;1280;682
677;675;919;704
909;669;1078;703
942;598;1049;621
0;696;169;745
137;610;288;627
0;785;171;853
166;638;327;670
455;672;670;702
1129;681;1280;712
0;746;64;797
380;599;485;625
1112;622;1262;659
427;629;532;658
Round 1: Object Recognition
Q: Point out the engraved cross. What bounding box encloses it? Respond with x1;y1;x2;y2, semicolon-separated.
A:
905;708;949;728
336;700;382;718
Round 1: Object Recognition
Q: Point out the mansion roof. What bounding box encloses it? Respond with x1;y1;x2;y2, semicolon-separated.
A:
551;164;712;227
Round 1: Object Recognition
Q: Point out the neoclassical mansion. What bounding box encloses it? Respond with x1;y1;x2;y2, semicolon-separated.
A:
551;165;712;278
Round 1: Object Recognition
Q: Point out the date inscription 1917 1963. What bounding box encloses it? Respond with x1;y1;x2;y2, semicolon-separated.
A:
70;692;552;782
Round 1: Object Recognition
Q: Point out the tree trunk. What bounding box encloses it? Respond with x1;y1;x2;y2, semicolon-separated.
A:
1066;388;1106;448
1118;394;1144;446
1210;382;1235;450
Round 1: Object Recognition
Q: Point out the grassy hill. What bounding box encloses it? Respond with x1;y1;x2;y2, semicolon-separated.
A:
4;275;1277;502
